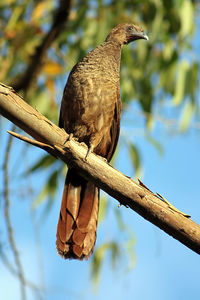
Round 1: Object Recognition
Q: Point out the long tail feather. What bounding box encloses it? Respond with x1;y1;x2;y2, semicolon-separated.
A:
56;169;99;259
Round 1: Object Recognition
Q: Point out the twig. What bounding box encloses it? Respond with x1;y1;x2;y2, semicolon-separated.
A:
7;130;57;157
3;124;26;300
156;193;191;218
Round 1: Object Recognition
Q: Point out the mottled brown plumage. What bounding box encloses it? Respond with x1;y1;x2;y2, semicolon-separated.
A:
57;23;148;259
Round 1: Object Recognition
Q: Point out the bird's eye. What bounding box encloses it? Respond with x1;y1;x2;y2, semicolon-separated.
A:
128;26;134;31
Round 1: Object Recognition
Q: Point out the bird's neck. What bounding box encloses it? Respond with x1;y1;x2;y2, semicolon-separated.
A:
78;41;122;79
104;40;122;59
101;41;122;73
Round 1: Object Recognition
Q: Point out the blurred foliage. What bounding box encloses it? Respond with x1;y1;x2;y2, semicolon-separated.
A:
0;0;200;295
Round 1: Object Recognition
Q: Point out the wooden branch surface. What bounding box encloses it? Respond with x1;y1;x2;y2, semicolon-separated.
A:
0;83;200;255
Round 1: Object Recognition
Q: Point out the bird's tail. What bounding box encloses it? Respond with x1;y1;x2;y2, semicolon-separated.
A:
56;168;99;259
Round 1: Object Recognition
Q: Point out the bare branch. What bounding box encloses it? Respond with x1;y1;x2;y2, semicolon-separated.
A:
12;0;73;92
7;130;57;157
1;83;200;255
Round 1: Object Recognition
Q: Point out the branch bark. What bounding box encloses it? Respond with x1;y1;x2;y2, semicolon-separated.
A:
0;83;200;255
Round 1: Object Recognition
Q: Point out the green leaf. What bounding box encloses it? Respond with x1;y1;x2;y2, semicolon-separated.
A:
32;169;59;210
159;62;177;94
179;100;194;132
163;39;175;61
129;143;141;178
125;234;136;271
114;207;126;231
98;195;108;224
29;154;56;172
173;60;189;105
180;0;194;37
91;242;119;286
145;134;164;156
185;62;198;102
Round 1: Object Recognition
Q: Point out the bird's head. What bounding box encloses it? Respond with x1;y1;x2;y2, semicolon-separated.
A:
105;23;148;46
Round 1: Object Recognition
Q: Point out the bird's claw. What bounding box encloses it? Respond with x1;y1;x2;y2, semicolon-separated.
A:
84;145;94;161
63;133;78;145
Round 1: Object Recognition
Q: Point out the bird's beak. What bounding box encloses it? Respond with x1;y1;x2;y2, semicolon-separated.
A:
142;34;149;41
133;32;149;41
125;29;149;44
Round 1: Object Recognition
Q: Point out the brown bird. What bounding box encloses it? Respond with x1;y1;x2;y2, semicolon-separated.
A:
57;23;148;259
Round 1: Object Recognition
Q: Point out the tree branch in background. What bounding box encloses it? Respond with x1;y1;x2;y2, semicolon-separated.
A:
12;0;72;92
1;83;200;255
1;2;72;298
2;123;26;300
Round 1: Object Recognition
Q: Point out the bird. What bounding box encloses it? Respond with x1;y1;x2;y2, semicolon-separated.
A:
56;23;148;259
